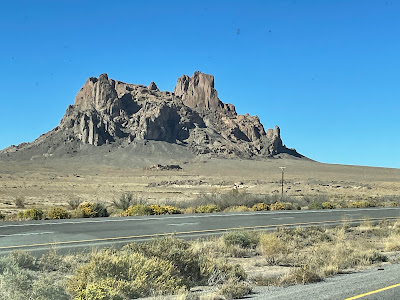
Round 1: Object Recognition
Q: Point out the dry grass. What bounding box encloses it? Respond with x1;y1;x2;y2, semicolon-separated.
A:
1;158;399;217
216;279;252;299
259;233;287;260
0;220;399;299
215;221;399;287
384;219;400;251
14;196;26;208
385;235;400;251
190;220;400;289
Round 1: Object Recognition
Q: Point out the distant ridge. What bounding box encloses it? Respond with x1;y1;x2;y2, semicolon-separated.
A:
0;72;303;161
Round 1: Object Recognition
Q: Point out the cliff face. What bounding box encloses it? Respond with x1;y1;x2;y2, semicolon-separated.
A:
1;72;301;159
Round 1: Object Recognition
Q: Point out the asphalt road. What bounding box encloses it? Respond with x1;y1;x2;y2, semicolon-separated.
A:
251;263;400;300
0;207;399;256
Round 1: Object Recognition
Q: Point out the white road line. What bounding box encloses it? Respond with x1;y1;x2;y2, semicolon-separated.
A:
0;232;54;237
167;222;199;226
272;217;295;220
0;207;397;228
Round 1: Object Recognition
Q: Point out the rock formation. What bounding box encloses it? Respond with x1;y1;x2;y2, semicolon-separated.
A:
0;72;302;160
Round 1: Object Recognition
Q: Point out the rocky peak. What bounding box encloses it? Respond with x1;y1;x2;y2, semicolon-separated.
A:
148;81;159;91
266;126;284;155
74;73;117;111
174;71;225;111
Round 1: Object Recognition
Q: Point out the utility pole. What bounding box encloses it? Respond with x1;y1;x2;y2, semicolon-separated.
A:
279;167;286;200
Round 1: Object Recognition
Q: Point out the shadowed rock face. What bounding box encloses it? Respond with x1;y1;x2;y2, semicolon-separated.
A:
0;72;302;159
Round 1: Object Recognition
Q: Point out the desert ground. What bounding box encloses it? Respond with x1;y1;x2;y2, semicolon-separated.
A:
1;148;399;216
1;149;400;299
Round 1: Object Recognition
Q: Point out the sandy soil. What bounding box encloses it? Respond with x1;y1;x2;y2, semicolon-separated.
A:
0;156;399;215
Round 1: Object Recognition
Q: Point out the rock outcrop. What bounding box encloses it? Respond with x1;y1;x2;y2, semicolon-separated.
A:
0;72;302;159
148;82;158;91
174;71;235;113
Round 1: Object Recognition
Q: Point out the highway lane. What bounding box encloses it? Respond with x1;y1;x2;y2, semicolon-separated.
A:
0;207;399;255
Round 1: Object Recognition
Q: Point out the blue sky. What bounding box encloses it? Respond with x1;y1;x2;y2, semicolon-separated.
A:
1;0;399;168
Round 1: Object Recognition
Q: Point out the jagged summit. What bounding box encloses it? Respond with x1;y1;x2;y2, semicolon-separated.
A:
174;71;234;112
147;81;158;91
0;72;302;160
